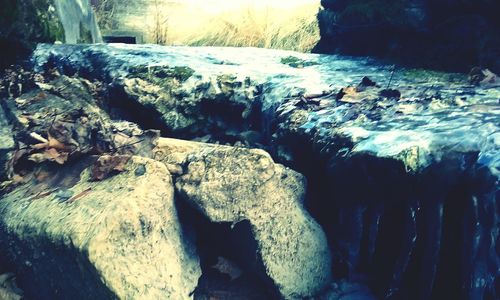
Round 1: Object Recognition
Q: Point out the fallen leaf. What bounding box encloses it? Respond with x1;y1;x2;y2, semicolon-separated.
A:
47;133;69;151
336;86;359;102
90;155;131;181
44;148;69;165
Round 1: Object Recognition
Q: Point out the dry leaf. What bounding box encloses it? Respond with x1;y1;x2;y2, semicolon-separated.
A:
44;148;69;165
336;86;360;103
47;133;68;150
90;155;131;181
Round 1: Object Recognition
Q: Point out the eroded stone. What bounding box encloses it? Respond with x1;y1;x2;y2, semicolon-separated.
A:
0;156;201;299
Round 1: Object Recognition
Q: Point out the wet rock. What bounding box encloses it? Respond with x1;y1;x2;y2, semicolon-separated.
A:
316;0;500;72
319;281;376;300
0;156;201;299
116;70;261;138
272;75;499;299
0;273;23;300
0;105;15;181
25;43;500;299
379;89;401;99
153;138;332;299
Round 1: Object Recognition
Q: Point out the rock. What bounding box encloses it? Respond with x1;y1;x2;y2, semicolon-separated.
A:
0;105;15;181
0;69;161;181
26;43;500;299
0;273;23;300
0;74;113;175
0;156;201;299
272;77;499;299
319;281;376;300
315;0;500;72
116;69;261;138
153;138;332;299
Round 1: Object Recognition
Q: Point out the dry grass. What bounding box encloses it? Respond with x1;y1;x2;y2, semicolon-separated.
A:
172;4;321;52
93;0;320;52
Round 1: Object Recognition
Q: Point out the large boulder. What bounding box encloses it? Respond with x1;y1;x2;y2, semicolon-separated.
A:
0;156;201;299
23;43;500;299
315;0;500;72
273;76;499;300
154;138;332;299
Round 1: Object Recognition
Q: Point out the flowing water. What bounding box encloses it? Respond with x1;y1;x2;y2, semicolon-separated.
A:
33;43;499;173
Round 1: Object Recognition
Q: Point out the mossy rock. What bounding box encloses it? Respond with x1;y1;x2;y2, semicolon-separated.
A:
128;65;195;85
281;56;319;68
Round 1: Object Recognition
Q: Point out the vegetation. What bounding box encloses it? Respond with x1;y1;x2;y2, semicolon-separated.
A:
281;56;319;68
92;1;320;53
91;0;127;30
181;4;320;52
0;0;64;67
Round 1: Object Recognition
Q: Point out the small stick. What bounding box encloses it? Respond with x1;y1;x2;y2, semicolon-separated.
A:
67;188;92;204
387;65;396;89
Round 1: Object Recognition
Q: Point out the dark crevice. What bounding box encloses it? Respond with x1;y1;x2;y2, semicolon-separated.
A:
0;231;117;300
271;133;499;299
106;83;173;136
174;192;279;300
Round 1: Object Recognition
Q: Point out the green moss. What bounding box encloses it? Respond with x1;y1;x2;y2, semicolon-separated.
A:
169;66;195;82
280;56;319;68
402;69;465;83
128;65;195;90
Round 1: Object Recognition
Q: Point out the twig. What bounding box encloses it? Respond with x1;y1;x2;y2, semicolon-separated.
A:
386;65;396;89
67;187;92;203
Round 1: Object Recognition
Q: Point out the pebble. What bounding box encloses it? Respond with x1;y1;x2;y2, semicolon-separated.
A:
56;189;74;202
134;164;147;176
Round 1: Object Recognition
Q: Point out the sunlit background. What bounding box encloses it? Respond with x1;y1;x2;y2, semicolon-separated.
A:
92;0;321;52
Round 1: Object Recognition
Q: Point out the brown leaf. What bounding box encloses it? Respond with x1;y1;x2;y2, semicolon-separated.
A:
336;86;359;102
47;133;69;150
90;155;131;181
44;148;69;165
